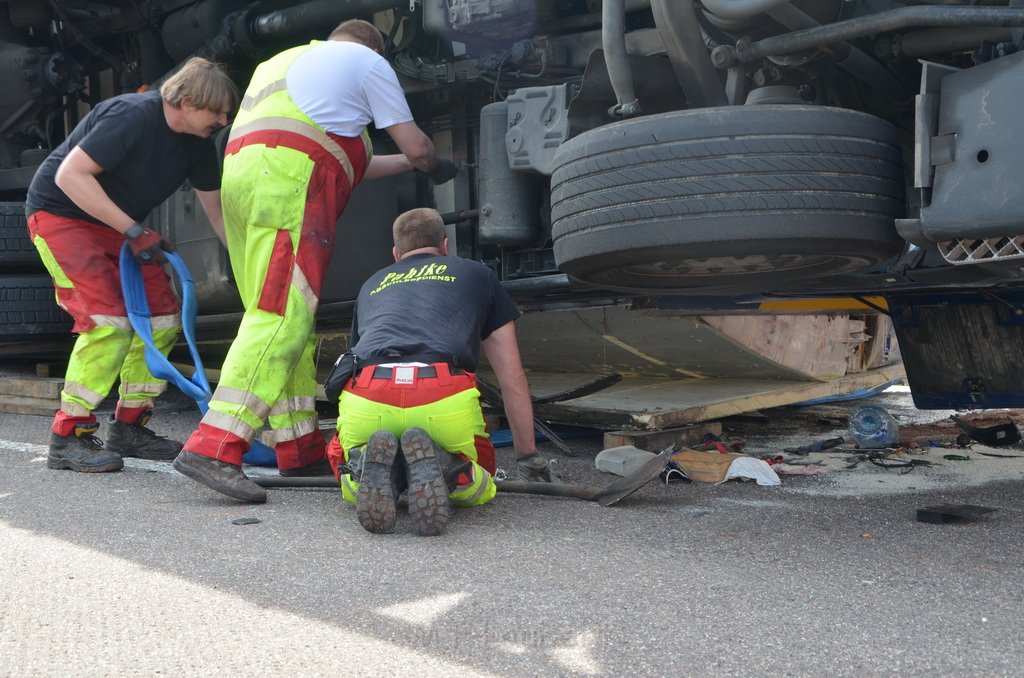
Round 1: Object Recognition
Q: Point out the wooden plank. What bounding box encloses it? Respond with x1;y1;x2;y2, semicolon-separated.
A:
0;377;63;400
703;315;860;381
0;395;59;416
603;422;722;452
35;363;66;378
532;365;906;430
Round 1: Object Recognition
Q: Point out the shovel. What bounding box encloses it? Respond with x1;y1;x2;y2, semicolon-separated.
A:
251;452;671;507
950;415;1022;447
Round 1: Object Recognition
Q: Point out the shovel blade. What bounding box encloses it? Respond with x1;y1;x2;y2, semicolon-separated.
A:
595;454;669;507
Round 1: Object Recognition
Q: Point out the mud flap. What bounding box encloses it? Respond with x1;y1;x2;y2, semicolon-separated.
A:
889;290;1024;409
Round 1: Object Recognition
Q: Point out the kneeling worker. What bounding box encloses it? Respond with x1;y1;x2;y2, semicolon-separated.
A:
329;207;555;536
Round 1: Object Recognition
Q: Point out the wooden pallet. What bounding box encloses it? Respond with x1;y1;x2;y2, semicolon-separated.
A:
0;375;63;416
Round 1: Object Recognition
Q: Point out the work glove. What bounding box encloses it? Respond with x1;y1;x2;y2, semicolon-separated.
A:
428;157;459;184
125;223;174;265
516;452;558;483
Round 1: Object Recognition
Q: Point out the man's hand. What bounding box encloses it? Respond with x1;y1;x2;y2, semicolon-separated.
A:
125;223;174;265
429;157;459;184
516;452;558;483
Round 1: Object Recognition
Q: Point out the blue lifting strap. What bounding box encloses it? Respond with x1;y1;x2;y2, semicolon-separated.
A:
119;243;277;466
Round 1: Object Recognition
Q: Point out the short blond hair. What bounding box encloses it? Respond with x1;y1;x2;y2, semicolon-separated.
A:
328;19;385;53
160;57;238;112
393;208;446;255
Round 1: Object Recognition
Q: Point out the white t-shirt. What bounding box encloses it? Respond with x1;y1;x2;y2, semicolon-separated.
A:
286;41;414;137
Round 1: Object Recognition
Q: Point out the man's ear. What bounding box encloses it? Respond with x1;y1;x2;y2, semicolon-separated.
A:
441;237;449;256
392;246;400;262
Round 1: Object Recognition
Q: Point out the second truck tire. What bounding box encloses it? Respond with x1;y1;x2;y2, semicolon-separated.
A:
550;105;906;294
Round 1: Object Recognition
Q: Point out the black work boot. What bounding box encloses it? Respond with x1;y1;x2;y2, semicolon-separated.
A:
105;411;183;461
48;422;124;473
400;428;452;537
173;450;267;503
356;430;401;534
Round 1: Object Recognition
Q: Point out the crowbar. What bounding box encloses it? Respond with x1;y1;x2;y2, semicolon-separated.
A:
251;450;672;507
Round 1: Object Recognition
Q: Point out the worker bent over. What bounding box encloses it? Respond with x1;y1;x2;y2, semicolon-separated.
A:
328;208;555;536
25;58;236;473
174;19;457;503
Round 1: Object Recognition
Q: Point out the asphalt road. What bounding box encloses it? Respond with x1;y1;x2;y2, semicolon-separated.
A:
2;389;1023;676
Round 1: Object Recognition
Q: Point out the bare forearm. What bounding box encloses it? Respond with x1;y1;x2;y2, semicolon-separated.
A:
364;154;415;180
55;171;135;233
194;189;226;247
502;373;537;458
482;322;536;457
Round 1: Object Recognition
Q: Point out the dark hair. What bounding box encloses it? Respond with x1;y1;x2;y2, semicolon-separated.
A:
393;208;446;255
328;19;385;53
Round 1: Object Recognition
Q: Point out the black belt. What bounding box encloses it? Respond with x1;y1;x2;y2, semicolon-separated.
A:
368;365;465;379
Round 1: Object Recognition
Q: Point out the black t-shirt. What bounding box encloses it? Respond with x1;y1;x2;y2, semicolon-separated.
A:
351;253;520;372
26;90;220;224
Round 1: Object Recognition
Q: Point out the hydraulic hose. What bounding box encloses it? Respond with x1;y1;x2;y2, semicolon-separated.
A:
733;6;1024;62
251;0;401;39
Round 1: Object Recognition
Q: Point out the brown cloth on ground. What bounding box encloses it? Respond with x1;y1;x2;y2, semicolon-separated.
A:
669;449;749;484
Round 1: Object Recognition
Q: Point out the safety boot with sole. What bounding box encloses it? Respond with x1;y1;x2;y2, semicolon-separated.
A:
401;428;451;537
173;450;267;503
356;430;401;534
48;423;124;473
105;411;183;461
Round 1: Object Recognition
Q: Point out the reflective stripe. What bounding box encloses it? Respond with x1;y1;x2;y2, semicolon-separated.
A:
59;401;91;417
269;395;316;417
151;313;181;330
118;398;156;410
32;235;74;289
202;410;259;442
451;467;491;506
89;314;132;330
211;386;271;419
340;473;358;504
240;79;288;111
63;381;106;408
263;415;318;444
229;116;356;186
121;382;164;395
291;265;319;316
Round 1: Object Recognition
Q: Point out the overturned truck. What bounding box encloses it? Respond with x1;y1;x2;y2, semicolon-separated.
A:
2;0;1024;424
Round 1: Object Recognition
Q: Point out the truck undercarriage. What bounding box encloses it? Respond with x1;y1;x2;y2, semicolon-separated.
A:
3;0;1024;409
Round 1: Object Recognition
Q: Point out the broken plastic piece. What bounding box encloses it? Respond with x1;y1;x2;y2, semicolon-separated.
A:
950;416;1021;447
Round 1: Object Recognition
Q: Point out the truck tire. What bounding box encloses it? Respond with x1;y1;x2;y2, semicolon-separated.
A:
0;275;72;336
550;105;906;294
0;202;41;271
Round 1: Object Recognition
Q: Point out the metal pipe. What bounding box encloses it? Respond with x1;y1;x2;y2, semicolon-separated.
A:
651;0;728;107
701;0;795;21
502;274;573;296
735;6;1024;62
766;3;908;99
252;0;400;39
898;27;1011;56
602;0;641;117
440;209;479;225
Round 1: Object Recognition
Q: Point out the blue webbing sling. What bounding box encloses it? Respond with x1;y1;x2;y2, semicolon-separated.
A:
119;244;277;465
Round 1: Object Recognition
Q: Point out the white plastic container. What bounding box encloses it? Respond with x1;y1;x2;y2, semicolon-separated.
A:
595;445;657;476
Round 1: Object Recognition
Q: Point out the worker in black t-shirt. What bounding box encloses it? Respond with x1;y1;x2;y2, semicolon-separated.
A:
25;57;238;474
327;207;556;536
